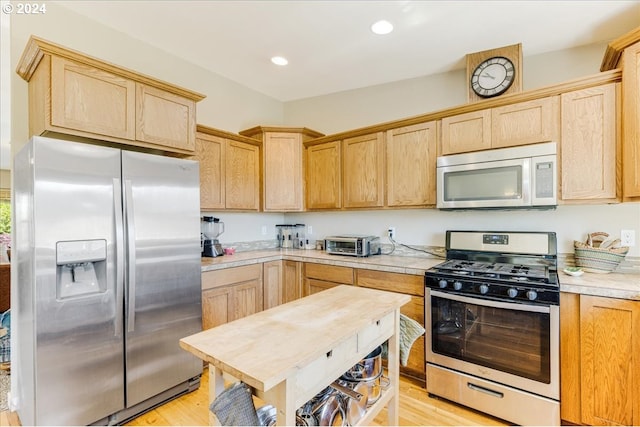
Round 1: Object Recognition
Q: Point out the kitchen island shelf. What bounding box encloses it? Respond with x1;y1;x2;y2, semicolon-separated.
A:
180;285;410;426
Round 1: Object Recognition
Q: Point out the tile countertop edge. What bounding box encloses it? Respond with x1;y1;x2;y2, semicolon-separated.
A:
201;249;640;301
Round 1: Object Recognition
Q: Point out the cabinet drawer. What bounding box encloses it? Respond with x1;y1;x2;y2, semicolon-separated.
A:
358;311;395;353
202;264;262;290
304;263;354;284
356;269;424;296
294;334;358;407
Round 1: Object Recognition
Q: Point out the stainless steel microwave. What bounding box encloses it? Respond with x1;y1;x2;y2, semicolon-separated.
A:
436;142;557;209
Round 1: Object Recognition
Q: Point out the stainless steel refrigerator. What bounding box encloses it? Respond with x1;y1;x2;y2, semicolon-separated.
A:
12;136;203;425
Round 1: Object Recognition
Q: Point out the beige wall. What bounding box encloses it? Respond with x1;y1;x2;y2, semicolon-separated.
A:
9;2;284;158
0;169;9;190
7;5;639;256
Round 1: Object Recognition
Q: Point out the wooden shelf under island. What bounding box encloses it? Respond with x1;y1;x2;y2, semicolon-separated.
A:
179;285;410;426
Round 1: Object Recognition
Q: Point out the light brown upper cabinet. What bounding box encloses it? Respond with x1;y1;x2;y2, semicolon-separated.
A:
17;36;204;155
386;121;438;207
239;127;324;212
440;97;559;155
306;141;342;209
192;125;261;211
560;83;620;202
621;40;640;200
601;27;640;201
342;132;386;208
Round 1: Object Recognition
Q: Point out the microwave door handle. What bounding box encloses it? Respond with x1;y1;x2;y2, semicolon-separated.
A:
522;158;532;205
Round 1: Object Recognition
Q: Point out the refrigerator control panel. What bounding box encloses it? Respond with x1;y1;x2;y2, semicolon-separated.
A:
56;239;107;265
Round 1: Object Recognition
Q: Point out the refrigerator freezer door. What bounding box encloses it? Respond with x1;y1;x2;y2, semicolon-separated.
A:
19;137;125;425
121;151;202;407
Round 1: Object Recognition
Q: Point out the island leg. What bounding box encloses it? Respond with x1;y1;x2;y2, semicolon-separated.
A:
209;364;225;426
264;378;296;426
387;309;401;426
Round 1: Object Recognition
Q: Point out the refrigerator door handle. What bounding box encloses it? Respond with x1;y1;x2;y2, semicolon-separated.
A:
125;179;137;333
114;179;124;338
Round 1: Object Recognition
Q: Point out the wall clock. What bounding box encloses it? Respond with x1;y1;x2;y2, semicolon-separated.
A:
466;43;523;103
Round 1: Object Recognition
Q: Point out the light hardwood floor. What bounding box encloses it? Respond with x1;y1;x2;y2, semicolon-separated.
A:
2;369;511;426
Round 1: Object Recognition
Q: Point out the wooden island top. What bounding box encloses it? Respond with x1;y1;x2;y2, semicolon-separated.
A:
180;285;410;425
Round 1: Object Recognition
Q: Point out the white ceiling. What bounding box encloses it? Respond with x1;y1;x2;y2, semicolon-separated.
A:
52;1;640;102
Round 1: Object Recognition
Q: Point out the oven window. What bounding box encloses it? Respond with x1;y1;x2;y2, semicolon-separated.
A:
443;165;523;201
430;295;550;383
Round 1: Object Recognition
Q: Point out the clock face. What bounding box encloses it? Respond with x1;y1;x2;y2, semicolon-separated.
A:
471;56;515;98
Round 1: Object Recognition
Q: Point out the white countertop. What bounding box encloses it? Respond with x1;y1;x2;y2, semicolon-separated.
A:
201;248;640;301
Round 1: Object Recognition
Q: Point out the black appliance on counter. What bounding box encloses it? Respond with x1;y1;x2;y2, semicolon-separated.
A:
424;230;560;426
201;216;225;257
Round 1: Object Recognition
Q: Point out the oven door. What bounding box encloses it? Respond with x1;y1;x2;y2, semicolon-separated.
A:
436;158;531;209
426;289;559;400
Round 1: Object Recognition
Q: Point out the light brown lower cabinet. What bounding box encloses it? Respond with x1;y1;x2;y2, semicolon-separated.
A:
560;292;640;425
283;260;303;303
303;263;354;296
356;269;425;381
263;261;283;310
201;264;263;330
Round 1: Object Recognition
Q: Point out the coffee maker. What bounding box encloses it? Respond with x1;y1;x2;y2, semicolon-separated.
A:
201;216;225;257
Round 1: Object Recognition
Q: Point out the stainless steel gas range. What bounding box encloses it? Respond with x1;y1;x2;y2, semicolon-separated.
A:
424;230;560;426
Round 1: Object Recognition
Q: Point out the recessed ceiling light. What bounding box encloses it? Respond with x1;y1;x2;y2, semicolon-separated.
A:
271;56;288;66
371;20;393;35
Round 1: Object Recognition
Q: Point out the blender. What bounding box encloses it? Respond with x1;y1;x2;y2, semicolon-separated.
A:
201;216;225;257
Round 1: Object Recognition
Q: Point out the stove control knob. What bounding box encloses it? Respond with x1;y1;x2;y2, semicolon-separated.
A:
479;284;489;294
453;281;463;291
438;280;448;289
526;290;538;301
507;288;518;298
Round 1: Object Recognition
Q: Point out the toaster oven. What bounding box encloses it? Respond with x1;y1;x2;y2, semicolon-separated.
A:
324;235;381;257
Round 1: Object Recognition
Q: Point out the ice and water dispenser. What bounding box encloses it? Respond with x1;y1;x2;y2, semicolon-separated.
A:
276;224;306;249
56;239;107;299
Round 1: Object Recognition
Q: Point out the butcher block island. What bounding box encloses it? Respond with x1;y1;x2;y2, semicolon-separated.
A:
180;285;410;426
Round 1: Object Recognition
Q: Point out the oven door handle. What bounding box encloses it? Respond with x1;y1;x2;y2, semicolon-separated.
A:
429;290;551;314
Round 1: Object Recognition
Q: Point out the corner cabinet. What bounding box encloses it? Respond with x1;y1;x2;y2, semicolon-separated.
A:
191;125;261;211
560;292;640;426
440;97;559;155
17;36;204;155
559;83;620;202
239;126;324;212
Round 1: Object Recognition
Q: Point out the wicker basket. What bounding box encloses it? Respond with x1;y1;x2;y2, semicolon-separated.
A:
574;232;629;273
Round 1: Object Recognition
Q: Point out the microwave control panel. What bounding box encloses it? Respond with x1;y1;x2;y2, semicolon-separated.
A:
534;161;554;198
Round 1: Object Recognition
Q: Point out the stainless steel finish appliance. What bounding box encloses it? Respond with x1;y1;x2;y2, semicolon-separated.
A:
325;235;381;257
13;136;202;426
424;230;560;426
436;142;557;209
201;216;225;257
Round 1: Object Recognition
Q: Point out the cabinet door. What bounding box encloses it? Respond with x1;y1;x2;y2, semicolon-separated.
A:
386;122;437;207
580;295;640;426
263;132;303;211
561;84;619;201
440;109;491;155
342;132;385;208
202;286;232;330
283;260;303;303
226;140;260;210
304;278;341;296
263;261;283;309
136;83;196;152
491;97;559;148
193;133;225;210
232;280;263;320
50;56;135;140
559;292;582;424
622;41;640;199
306;141;342;209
